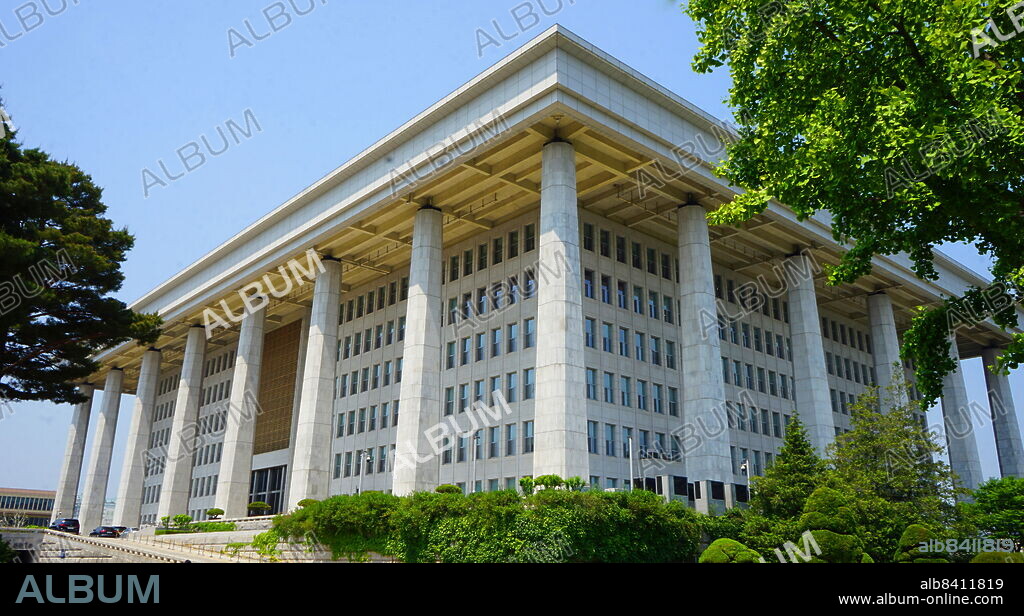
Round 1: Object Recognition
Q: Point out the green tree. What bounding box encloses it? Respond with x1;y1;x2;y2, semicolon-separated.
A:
749;414;826;519
0;99;161;405
966;477;1024;550
683;0;1024;403
0;538;15;563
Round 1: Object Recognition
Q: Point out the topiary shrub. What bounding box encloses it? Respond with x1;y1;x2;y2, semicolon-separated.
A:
894;524;949;563
297;499;320;508
159;516;172;529
699;538;763;563
172;514;193;529
797;487;868;563
534;474;564;489
205;508;224;520
519;476;535;496
971;551;1024;563
248;501;271;516
435;484;461;495
564;477;586;492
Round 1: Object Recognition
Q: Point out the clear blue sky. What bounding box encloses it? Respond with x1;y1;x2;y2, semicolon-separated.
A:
0;0;1019;493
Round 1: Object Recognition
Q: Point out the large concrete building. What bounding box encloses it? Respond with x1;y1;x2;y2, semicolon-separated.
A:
53;27;1024;529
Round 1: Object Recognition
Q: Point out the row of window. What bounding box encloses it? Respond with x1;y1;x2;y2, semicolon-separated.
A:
0;496;54;512
440;422;535;462
584;369;679;415
730;446;774;477
826;352;876;386
340;278;410;324
445;272;537;325
157;374;179;397
445;224;536;283
202;351;237;379
192;441;224;468
153;399;176;423
335;445;394;478
831;389;860;416
190;474;219;499
715;274;790;324
719;317;792;361
202;379;232;407
145;455;166;478
582;270;678;324
446;320;534;368
586;421;678;459
445;369;535;413
727;403;787;438
147;427;171;451
141;484;161;506
722;358;793;400
822;316;872;353
339;318;406;361
584;319;678;368
335;400;400;437
581;222;676;282
336;359;403;398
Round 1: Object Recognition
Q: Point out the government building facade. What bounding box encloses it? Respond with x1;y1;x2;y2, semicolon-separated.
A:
52;27;1024;530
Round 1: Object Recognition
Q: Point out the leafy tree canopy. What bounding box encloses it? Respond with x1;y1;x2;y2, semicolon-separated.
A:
684;0;1024;403
966;476;1024;549
749;413;826;518
0;98;160;405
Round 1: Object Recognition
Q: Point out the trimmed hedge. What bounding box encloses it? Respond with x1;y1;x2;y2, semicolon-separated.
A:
699;538;762;563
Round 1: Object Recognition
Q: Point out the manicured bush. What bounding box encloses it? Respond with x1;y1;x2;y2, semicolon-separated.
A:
172;514;193;529
247;502;271;516
564;477;586;492
205;508;224;519
434;484;461;494
519;476;535;496
534;474;564;489
970;551;1024;563
699;538;763;563
297;499;320;508
798;487;869;563
894;524;949;563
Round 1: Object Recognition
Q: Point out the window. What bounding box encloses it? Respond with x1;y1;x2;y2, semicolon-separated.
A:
600;275;611;304
632;285;643;314
631;242;642;268
583;269;595;299
651;337;661;365
477;287;488;316
506;372;518;402
661;254;672;280
605;424;617;456
618;327;630;357
634;332;646;361
459;384;470;413
445;387;455;415
582;223;594;251
507;322;519;352
601;322;613;352
505;424;516;456
493;237;504;264
588;421;599;454
603;372;615;404
647;247;658;275
648;291;659;319
489;427;500;458
491;328;502;357
508;230;519;258
478;243;488;271
584;318;596;348
523;368;535;399
523;420;535;453
474;380;485;403
757;367;766;393
387;321;395;345
449;255;459;281
620;376;631;407
637;380;648;411
524;318;536;348
523;224;536;252
662;295;674;324
599;229;610;257
615;235;626;263
446;342;456;369
745;364;754;390
617;280;628;309
463;249;473;277
666;341;676;369
653;384;664;414
586;368;597;399
460;337;470;365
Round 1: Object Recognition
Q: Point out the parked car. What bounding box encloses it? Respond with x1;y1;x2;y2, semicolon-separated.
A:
48;518;80;534
88;526;120;538
110;526;130;536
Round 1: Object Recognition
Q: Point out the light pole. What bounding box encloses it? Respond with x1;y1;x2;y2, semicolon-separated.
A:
471;431;480;493
740;459;751;504
627;436;635;492
357;450;371;494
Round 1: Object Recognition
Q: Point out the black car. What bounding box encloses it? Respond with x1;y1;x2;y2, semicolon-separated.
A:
48;518;80;534
89;526;120;538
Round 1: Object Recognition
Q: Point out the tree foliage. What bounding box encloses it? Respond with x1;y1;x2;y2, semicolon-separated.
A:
684;0;1024;403
0;98;161;404
749;413;826;518
966;476;1024;549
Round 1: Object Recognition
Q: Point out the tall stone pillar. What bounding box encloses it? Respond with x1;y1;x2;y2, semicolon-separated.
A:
53;384;94;520
113;349;161;526
157;325;207;519
677;203;730;485
287;258;342;507
532;139;588;480
981;347;1024;478
941;339;984;493
217;306;266;518
786;251;834;454
79;369;123;531
393;206;444;495
867;291;902;406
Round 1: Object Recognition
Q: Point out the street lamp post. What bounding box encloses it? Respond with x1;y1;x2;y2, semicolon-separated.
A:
357;451;371;494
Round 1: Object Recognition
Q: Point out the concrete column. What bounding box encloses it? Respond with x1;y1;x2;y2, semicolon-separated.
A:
217;306;266;518
287;258;342;507
157;325;207;520
79;369;124;531
981;347;1024;478
284;307;311;503
867;291;902;405
113;349;161;526
677;204;730;485
532;140;589;480
786;252;834;454
53;384;94;520
941;339;984;493
393;206;444;495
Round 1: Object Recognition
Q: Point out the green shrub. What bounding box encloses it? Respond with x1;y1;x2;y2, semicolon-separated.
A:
699;538;763;563
247;502;271;515
894;524;949;563
172;514;193;529
564;477;586;492
159;516;172;529
251;530;282;561
534;474;564;489
798;487;869;563
970;551;1024;563
205;508;224;519
0;539;15;563
297;499;320;508
435;484;461;494
519;476;535;496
